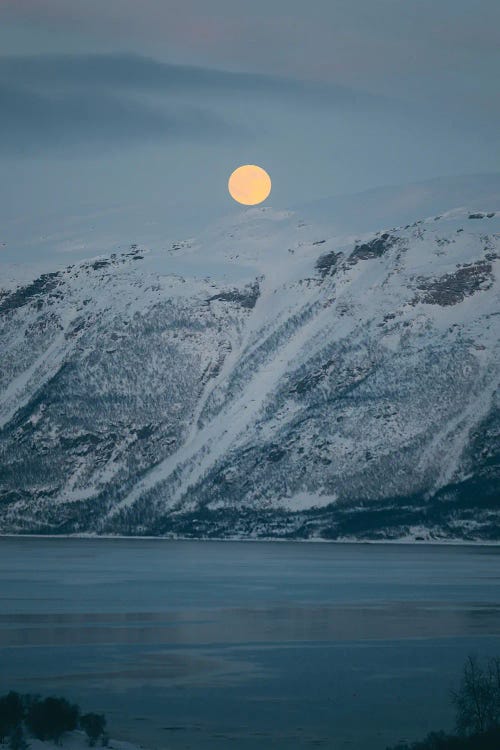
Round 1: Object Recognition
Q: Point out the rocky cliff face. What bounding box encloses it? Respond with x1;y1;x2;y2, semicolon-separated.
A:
0;208;499;541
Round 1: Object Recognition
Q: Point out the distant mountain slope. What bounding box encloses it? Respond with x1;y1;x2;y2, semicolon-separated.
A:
296;173;500;235
0;207;499;541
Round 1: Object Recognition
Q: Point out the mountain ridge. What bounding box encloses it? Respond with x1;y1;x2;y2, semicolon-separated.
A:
0;206;499;541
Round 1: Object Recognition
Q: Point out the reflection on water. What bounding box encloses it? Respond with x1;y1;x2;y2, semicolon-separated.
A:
2;602;500;647
13;649;267;691
0;538;499;750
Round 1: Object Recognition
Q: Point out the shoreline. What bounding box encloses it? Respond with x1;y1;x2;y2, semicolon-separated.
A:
0;533;499;547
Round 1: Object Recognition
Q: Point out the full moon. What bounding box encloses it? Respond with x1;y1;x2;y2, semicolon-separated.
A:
228;164;272;205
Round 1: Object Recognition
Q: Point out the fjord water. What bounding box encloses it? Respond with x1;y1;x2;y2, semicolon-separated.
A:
1;539;499;750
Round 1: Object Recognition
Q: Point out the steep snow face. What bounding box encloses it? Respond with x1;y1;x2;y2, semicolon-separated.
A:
0;208;499;540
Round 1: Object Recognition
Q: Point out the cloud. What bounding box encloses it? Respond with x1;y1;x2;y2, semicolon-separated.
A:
0;86;237;156
0;53;391;108
0;52;398;157
2;1;499;95
0;55;256;156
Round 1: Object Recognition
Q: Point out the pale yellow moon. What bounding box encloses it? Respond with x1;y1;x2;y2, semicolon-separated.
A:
228;164;272;205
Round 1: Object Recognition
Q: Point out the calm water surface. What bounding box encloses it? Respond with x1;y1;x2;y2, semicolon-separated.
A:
0;538;499;750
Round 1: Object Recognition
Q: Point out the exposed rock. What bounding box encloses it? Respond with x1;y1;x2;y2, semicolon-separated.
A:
0;272;61;314
348;233;398;264
416;261;493;306
207;281;260;309
315;250;342;278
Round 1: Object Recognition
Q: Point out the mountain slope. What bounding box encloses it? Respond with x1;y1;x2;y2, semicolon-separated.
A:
296;172;500;234
0;208;499;540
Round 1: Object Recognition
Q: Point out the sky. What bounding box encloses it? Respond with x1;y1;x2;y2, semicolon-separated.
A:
0;0;499;265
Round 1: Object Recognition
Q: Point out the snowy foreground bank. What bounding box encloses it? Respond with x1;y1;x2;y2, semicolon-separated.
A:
15;732;154;750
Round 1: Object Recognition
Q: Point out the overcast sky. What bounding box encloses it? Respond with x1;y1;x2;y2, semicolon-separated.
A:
1;0;499;264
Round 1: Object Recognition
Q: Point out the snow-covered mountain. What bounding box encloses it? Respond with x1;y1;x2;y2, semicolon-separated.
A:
0;206;499;541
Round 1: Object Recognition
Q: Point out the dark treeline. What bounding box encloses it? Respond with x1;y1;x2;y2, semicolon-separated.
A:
387;655;500;749
0;693;106;749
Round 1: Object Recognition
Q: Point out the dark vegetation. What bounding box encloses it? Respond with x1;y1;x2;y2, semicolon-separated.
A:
141;479;499;541
387;656;500;749
0;693;107;749
1;655;499;749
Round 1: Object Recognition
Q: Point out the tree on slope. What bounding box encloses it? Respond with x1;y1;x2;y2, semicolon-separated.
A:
451;655;500;735
80;713;106;747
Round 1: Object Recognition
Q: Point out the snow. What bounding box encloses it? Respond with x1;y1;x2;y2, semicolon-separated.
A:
0;194;499;539
102;208;499;522
279;492;337;512
0;331;69;430
24;730;153;750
